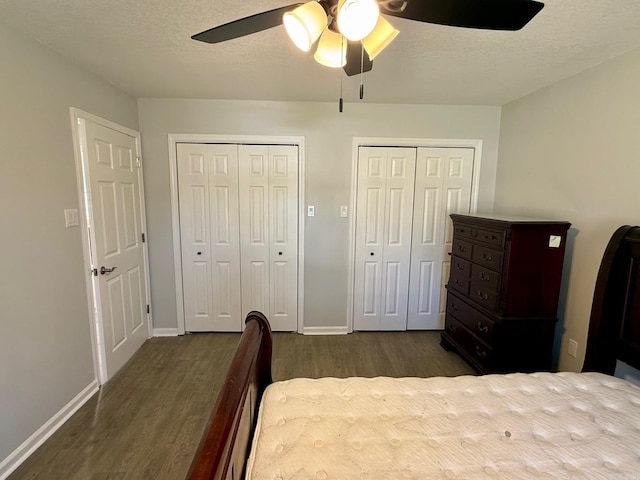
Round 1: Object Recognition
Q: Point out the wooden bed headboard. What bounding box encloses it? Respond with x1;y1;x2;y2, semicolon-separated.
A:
187;311;272;480
584;225;640;373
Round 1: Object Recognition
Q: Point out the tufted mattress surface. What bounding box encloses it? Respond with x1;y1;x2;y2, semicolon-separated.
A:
245;372;640;479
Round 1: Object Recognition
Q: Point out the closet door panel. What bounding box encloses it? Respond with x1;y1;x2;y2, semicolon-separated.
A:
380;148;416;330
354;147;415;331
178;143;241;331
408;147;474;329
239;146;271;325
268;146;298;331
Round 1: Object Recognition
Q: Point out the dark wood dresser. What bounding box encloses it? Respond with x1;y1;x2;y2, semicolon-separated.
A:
441;214;571;374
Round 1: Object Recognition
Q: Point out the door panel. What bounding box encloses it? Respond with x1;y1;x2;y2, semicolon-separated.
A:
354;147;416;330
267;146;298;331
408;147;474;329
177;144;241;331
85;121;148;380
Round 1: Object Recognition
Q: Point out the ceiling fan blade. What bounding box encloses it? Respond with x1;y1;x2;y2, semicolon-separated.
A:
192;4;303;43
379;0;544;31
343;41;373;77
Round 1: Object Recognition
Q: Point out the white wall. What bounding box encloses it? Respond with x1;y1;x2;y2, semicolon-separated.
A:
138;98;501;330
0;23;138;467
495;46;640;372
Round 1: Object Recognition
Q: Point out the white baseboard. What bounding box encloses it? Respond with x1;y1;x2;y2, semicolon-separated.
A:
0;380;99;480
302;326;349;335
153;328;179;337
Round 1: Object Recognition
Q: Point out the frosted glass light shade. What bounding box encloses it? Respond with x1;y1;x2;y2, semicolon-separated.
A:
283;2;328;52
313;29;347;68
362;16;399;59
337;0;379;41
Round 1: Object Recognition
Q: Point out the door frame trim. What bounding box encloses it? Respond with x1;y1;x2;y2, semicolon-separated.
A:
168;134;306;334
346;137;483;333
70;108;153;385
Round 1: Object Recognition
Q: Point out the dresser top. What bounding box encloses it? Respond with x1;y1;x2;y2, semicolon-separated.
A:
451;213;571;225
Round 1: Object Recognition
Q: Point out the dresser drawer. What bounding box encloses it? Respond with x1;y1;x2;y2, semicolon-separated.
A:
471;245;503;272
453;224;473;239
471;227;505;248
452;238;473;260
448;258;471;294
470;284;499;311
471;264;500;293
446;292;496;343
444;316;493;370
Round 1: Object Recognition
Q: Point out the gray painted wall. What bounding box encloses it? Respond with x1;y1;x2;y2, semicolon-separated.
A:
495;46;640;372
137;99;502;330
0;24;138;463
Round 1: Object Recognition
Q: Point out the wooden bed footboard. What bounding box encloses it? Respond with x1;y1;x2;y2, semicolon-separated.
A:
187;311;273;480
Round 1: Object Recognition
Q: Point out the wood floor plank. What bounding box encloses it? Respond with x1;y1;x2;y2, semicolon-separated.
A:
8;330;473;480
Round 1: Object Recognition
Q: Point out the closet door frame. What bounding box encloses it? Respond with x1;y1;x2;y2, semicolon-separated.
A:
168;134;306;335
347;137;483;333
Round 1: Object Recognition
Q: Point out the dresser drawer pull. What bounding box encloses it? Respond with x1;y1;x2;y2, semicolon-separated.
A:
449;302;459;312
479;272;490;281
475;345;488;358
455;279;465;287
456;263;465;270
477;290;489;301
447;324;458;333
477;322;489;333
484;234;498;241
457;245;467;253
481;252;493;261
456;227;466;234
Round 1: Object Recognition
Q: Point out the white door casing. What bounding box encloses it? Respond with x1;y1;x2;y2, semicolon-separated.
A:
81;118;150;381
177;144;242;331
407;147;474;329
353;147;417;331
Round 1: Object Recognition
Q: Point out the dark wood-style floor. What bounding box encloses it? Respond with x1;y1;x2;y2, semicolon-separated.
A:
8;330;474;480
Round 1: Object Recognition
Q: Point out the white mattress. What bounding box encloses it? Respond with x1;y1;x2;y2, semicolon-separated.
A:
245;372;640;479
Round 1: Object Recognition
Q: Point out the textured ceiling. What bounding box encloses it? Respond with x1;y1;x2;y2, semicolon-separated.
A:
1;0;640;105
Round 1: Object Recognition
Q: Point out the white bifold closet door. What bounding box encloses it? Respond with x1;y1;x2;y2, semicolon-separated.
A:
353;147;417;331
353;146;474;331
407;147;474;329
177;143;298;332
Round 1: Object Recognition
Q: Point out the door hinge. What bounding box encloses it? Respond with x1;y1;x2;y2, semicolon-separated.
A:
146;304;150;314
142;233;146;243
136;156;141;168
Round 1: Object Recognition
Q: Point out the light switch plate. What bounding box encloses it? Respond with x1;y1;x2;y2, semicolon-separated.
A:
64;209;79;227
548;235;561;248
340;206;348;218
307;205;315;217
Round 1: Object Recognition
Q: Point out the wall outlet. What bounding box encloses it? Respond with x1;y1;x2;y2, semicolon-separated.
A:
568;339;578;358
307;205;315;217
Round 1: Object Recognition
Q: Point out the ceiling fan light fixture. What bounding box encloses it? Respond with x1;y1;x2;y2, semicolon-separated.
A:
362;16;399;60
337;0;380;41
313;29;347;68
283;1;328;52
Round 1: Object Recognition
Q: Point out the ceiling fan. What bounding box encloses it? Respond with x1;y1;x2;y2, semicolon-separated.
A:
192;0;544;77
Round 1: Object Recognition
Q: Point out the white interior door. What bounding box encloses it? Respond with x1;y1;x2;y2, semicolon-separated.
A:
407;147;474;329
353;147;416;331
84;120;149;380
239;145;298;331
177;144;242;332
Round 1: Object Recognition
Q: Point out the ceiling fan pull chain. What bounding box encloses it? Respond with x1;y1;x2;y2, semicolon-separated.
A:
339;36;345;113
360;43;364;100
